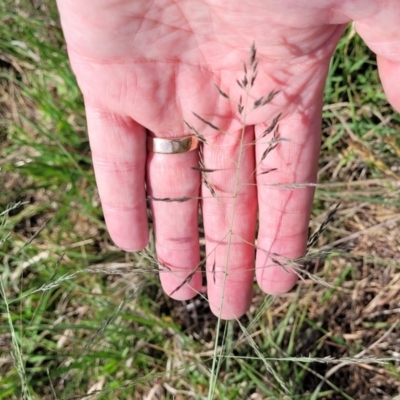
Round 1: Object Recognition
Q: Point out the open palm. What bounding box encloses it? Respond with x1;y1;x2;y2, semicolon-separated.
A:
57;0;400;319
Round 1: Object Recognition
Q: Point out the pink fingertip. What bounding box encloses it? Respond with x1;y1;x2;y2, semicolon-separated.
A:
160;270;203;301
104;208;149;252
207;282;253;320
258;265;298;295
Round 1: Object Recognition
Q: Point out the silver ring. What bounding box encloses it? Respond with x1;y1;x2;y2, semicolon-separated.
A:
147;136;200;154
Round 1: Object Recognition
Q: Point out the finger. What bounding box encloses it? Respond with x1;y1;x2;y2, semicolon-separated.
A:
255;104;323;295
377;57;400;113
146;147;202;301
85;107;148;251
201;126;257;320
354;7;400;109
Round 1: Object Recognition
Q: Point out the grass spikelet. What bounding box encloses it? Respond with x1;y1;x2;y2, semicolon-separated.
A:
249;42;256;66
192;112;221;131
214;83;230;100
259;112;282;138
307;203;340;250
147;195;193;202
183;119;208;143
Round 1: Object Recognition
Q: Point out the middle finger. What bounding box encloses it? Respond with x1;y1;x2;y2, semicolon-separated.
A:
201;126;257;319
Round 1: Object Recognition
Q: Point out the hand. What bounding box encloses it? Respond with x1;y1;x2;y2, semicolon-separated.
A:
56;0;400;319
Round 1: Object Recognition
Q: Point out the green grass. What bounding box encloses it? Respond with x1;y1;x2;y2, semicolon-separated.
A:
1;2;400;399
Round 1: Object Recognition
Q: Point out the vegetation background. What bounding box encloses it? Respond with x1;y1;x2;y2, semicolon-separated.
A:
1;1;400;399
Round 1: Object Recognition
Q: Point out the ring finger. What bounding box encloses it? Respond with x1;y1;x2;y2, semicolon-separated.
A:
146;135;203;300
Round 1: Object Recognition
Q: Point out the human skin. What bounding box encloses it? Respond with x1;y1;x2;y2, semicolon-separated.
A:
56;0;400;319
